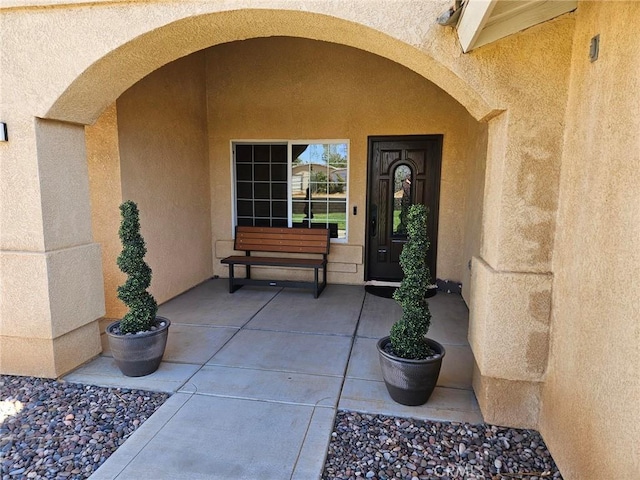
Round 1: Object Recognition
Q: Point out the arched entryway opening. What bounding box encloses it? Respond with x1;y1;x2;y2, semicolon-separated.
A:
46;10;498;125
83;35;489;325
24;8;498;381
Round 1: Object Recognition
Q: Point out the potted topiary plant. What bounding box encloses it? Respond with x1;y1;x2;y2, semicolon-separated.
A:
376;203;445;405
106;200;170;377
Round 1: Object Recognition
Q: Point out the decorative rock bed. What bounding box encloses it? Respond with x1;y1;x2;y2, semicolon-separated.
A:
1;376;563;480
323;411;562;480
0;375;169;479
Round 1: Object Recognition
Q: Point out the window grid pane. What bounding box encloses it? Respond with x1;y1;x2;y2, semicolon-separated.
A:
235;144;289;228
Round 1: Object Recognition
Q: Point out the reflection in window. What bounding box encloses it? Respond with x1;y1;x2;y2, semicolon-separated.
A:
393;164;412;235
291;143;348;239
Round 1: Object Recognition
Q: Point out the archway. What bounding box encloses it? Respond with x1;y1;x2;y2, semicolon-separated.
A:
6;6;498;380
86;34;489;317
45;9;499;125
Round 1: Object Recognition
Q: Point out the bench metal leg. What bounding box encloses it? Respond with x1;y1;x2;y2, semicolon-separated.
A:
323;263;327;289
314;268;319;298
314;266;328;298
227;264;235;293
227;264;243;294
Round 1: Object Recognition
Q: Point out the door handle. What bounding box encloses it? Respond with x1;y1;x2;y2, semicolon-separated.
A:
370;204;377;237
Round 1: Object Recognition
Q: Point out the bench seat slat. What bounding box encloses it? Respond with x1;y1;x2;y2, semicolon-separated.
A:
237;226;325;235
221;256;325;268
237;232;328;240
236;239;329;247
237;235;327;241
235;235;329;254
235;244;328;254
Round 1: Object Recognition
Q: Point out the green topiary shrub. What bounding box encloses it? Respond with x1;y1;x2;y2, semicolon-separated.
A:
390;204;433;359
116;201;158;334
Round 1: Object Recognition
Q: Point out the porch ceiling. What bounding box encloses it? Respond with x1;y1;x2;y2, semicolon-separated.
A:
456;0;578;52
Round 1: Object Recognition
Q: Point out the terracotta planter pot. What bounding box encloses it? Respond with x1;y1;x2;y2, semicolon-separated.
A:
106;317;170;377
377;336;445;406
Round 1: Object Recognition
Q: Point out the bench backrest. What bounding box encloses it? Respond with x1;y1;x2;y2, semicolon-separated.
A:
234;226;330;255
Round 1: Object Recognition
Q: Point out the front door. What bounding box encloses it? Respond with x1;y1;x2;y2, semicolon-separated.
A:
366;136;442;281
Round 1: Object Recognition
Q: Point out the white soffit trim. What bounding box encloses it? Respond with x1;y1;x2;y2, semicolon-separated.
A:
457;0;498;53
457;0;578;53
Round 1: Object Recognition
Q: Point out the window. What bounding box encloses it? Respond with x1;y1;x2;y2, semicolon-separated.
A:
234;144;288;228
233;141;349;240
392;164;413;236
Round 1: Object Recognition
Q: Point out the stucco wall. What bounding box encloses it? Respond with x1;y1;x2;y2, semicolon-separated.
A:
1;119;104;376
86;104;126;319
540;2;640;478
461;119;488;302
465;16;575;430
206;37;485;285
114;52;212;305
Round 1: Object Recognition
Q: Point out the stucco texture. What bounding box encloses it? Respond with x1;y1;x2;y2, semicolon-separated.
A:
540;2;640;478
86;104;126;318
87;54;214;319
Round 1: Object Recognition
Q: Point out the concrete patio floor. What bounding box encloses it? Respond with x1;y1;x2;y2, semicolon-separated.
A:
64;279;482;479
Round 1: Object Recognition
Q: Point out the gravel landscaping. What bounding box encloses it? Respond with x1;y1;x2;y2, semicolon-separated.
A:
0;375;169;480
323;411;562;480
2;375;563;480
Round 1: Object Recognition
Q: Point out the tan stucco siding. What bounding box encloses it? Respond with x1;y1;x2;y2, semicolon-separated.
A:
0;119;105;376
465;15;576;433
467;20;574;274
461;118;488;302
205;37;485;284
541;2;640;478
115;52;212;306
86;104;126;318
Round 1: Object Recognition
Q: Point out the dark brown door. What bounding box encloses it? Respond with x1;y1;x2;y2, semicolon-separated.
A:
366;136;442;281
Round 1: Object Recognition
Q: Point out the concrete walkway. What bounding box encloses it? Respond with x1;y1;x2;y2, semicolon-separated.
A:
64;280;482;479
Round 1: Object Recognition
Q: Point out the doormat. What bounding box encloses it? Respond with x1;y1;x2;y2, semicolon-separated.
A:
364;285;397;298
364;284;439;299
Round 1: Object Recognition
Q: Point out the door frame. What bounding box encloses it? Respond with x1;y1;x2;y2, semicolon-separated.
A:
365;134;443;281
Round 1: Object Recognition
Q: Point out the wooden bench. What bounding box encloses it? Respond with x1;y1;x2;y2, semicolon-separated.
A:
221;226;331;298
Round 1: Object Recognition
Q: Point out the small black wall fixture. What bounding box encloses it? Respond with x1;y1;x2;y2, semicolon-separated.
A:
437;1;464;26
0;123;7;142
